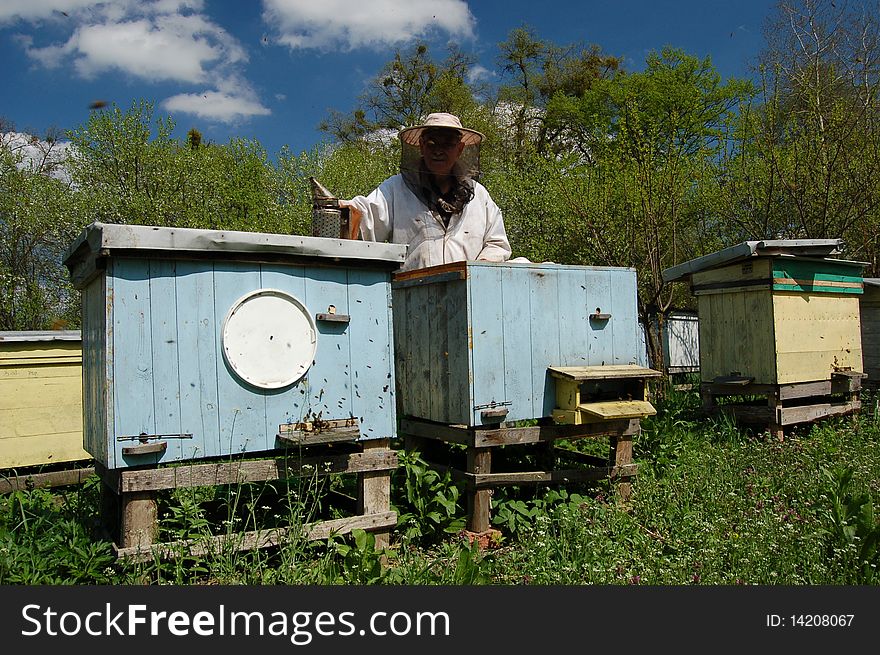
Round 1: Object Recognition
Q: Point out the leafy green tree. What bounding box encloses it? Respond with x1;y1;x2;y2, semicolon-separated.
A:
495;25;620;159
0;136;79;330
545;48;753;368
66;99;302;235
320;43;480;143
734;0;880;273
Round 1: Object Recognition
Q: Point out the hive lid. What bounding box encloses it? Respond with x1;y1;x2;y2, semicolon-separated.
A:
548;364;663;381
0;330;81;342
661;239;861;283
63;222;407;288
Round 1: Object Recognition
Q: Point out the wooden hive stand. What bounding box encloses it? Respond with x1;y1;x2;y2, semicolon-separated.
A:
400;365;661;534
701;370;864;439
97;423;397;562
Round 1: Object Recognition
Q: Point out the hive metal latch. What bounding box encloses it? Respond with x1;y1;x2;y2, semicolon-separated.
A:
474;400;512;421
118;433;192;456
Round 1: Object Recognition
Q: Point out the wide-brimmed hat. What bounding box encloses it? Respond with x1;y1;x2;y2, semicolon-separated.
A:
398;112;484;147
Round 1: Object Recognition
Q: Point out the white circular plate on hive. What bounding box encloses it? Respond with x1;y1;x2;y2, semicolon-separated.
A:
221;289;317;389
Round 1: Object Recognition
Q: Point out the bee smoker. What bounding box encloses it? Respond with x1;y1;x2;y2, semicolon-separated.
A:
309;177;351;239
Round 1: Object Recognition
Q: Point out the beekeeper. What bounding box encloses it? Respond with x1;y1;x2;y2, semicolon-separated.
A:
341;113;511;271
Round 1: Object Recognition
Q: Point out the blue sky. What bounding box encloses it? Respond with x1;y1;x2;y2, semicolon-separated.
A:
0;1;776;158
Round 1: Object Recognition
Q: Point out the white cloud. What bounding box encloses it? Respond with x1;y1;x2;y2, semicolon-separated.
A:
8;0;267;125
21;11;246;83
261;0;475;51
0;0;103;24
466;64;494;85
162;89;271;123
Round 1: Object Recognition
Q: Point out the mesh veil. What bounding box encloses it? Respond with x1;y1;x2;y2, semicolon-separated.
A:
399;137;482;220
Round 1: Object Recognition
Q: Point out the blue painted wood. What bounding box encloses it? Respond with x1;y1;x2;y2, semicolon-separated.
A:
302;266;350;425
527;267;562;419
609;269;640;364
469;265;507;424
347;268;397;440
112;259;158;469
500;265;534;419
258;264;308;438
71;226;401;470
81;277;108;465
557;268;590;367
147;259;183;462
586;269;614;365
175;260;221;462
213;264;267;456
393;262;643;426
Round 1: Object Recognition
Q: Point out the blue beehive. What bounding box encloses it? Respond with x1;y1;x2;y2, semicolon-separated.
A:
63;222;406;470
391;260;647;426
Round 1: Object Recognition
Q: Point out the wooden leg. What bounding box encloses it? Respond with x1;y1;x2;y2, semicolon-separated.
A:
357;439;392;550
99;479;120;543
466;447;492;533
610;433;633;503
120;490;158;550
767;390;784;441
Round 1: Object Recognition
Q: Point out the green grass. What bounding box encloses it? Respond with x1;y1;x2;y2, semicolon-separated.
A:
3;388;880;585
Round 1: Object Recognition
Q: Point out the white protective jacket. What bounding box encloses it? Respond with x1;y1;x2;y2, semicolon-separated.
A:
347;174;512;271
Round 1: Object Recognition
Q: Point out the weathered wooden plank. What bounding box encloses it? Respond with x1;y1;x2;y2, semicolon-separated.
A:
398;417;639;447
257;264;308;440
779;400;861;425
114;511;399;562
277;424;360;445
213;263;267;455
406;282;434;422
175;260;221;461
116;450;398;493
0;466;95;494
112;258;156;461
472;419;639;447
465;464;638;488
149;259;183;461
358;440;392;548
398;419;473;445
470;265;506;426
555;267;590;369
548;364;663;381
529;267;561;419
466;448;492;532
120;491;158;549
498;267;532;419
428;275;452;423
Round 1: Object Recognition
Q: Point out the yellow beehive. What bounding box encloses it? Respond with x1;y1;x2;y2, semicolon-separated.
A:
663;240;867;386
549;364;661;425
0;331;89;469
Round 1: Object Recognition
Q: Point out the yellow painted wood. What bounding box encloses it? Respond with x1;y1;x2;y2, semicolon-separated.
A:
0;433;85;469
552;409;584;425
0;343;82;365
554;379;581;411
548;364;663;380
698;289;777;384
692;258;772;287
577;400;657;420
0;340;88;468
772;293;863;384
